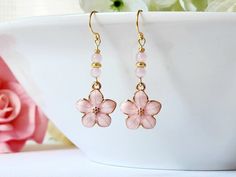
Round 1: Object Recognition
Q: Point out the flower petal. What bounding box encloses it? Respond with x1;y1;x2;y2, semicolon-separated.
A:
134;91;148;109
145;100;162;116
82;113;96;128
205;0;236;12
126;114;141;129
141;115;156;129
76;99;92;113
97;113;111;127
79;0;113;13
0;90;21;123
0;124;13;131
121;100;138;115
3;140;26;153
100;99;116;114
4;82;34;105
31;107;48;143
89;90;103;107
123;0;149;12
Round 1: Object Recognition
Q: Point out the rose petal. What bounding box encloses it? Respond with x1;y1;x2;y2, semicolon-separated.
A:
121;100;138;115
126;114;141;129
0;124;13;131
76;99;92;113
0;94;8;109
31;107;48;143
5;140;26;153
82;112;96;128
3;82;33;105
96;113;111;127
134;91;148;109
0;104;36;142
141;115;156;129
0;142;11;153
0;90;21;123
145;100;162;116
0;107;13;118
89;90;103;107
100;99;116;114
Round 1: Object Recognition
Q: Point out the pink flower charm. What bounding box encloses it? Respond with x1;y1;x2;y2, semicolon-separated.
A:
0;57;48;153
76;90;116;128
121;91;161;129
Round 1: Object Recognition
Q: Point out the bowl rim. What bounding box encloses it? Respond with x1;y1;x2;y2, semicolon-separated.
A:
0;12;236;31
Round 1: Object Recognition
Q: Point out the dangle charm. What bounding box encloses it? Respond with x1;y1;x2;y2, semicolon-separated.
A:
76;11;116;128
121;10;162;129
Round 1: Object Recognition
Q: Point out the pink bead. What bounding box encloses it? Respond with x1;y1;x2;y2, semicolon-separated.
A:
136;52;147;62
136;68;146;78
91;68;101;78
91;53;102;62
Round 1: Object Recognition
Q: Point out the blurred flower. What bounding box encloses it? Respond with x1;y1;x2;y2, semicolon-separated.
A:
0;57;48;153
206;0;236;12
178;0;208;11
80;0;211;12
79;0;148;12
145;0;179;11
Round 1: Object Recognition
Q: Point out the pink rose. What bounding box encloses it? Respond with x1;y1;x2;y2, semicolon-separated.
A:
0;57;48;153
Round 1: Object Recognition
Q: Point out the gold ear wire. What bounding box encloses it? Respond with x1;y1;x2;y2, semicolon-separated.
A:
89;11;101;53
136;10;146;51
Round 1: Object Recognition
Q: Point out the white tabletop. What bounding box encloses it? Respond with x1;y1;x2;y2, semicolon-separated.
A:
1;148;236;177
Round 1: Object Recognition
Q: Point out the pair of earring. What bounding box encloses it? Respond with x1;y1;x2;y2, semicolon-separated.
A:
76;10;162;129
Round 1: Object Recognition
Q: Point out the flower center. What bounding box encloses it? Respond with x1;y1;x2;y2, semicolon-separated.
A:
0;94;8;109
92;107;100;114
111;0;124;11
138;108;145;116
0;93;13;118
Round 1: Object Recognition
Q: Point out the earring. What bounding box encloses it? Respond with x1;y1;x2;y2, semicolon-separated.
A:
121;10;162;129
76;11;116;128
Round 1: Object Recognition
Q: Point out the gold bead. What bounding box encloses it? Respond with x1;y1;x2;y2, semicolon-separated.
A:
136;62;146;68
95;49;100;54
91;62;102;68
139;48;145;52
92;81;101;90
136;82;146;91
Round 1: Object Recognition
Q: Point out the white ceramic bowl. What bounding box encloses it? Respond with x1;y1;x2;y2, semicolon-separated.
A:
1;12;236;170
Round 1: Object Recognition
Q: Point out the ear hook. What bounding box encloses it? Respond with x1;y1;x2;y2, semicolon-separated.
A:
136;10;143;35
136;10;146;50
89;11;101;52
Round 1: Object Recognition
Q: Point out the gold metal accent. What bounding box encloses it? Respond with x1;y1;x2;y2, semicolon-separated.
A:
136;10;146;49
139;48;145;52
89;11;101;51
92;81;102;90
95;49;101;54
136;81;146;91
136;61;146;68
91;62;102;68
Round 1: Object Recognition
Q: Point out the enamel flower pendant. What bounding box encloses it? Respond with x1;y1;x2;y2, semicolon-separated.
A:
77;88;116;128
121;84;162;129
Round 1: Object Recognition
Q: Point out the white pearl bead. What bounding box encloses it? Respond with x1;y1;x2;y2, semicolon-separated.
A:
136;52;147;62
91;68;101;78
136;68;146;78
91;53;102;62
